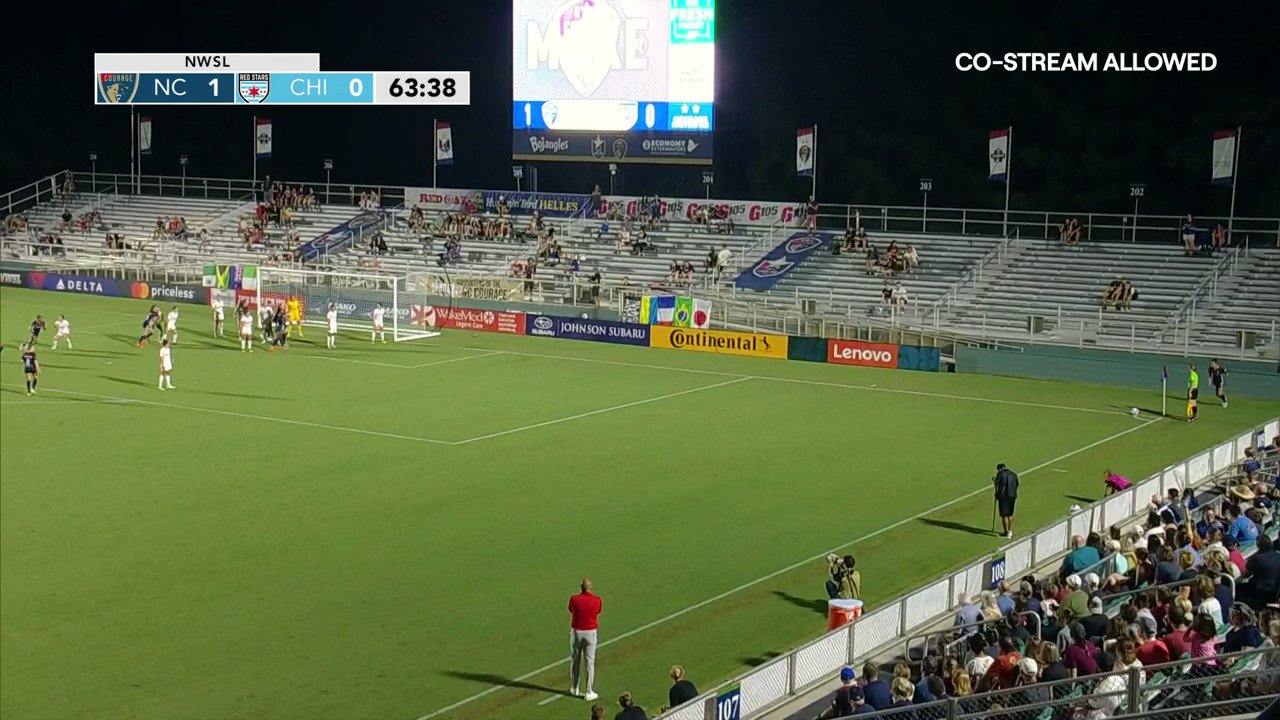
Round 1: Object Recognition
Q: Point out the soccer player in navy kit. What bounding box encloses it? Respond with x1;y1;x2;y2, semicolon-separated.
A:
1208;358;1228;408
20;343;40;395
137;305;161;347
28;315;46;345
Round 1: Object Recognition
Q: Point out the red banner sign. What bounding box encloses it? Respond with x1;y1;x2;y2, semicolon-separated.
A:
827;339;899;368
411;305;526;335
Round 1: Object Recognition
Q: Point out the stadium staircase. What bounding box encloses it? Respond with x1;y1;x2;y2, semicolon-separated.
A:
1183;247;1280;355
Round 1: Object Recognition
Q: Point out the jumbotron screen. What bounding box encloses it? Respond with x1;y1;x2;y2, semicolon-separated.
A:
512;0;715;134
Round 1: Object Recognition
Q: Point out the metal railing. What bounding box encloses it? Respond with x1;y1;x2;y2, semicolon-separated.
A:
655;419;1280;720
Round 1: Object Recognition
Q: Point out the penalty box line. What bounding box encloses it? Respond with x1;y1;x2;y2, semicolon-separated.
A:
420;416;1159;719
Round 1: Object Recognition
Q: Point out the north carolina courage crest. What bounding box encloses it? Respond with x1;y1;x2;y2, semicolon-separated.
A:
98;73;139;104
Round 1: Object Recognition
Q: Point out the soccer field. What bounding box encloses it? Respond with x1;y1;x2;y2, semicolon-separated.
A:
1;286;1276;720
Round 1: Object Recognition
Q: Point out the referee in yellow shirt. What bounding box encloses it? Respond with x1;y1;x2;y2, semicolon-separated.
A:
1186;364;1200;422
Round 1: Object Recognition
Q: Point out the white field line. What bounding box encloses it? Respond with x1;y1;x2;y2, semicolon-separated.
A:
419;417;1160;719
409;350;506;369
0;398;121;407
451;377;751;446
0;384;454;445
456;344;1124;417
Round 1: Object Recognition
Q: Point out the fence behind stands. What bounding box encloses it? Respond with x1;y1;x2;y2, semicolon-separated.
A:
657;418;1279;720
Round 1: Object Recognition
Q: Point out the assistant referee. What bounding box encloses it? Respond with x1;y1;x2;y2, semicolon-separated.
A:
1187;364;1200;422
568;578;602;702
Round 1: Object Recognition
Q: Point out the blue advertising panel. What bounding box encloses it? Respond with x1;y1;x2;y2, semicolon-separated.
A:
481;190;594;218
25;271;119;296
526;313;650;346
897;345;942;372
734;232;832;291
296;211;385;262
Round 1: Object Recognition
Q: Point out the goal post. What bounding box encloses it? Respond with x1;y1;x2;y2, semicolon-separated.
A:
254;266;440;342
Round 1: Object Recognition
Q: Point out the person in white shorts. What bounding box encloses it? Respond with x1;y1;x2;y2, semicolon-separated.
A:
164;306;180;344
239;309;255;352
371;302;387;344
51;314;72;350
326;304;339;349
158;338;175;390
212;298;225;338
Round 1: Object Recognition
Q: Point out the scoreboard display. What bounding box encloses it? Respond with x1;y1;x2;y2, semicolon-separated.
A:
511;0;715;165
93;55;469;106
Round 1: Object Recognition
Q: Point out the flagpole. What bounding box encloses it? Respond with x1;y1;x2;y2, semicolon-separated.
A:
432;118;438;189
1227;126;1241;239
129;106;135;195
136;114;143;194
1003;125;1012;237
811;123;818;201
252;115;258;190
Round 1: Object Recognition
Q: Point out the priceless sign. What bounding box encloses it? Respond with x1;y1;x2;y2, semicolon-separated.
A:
650;326;788;360
827;340;899;369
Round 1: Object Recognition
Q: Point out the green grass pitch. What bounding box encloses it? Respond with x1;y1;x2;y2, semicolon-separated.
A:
1;286;1276;720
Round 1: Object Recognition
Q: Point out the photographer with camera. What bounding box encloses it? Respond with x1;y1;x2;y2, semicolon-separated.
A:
825;554;862;600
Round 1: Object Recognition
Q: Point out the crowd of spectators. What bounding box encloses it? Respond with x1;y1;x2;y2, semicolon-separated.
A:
1180;215;1232;256
667;260;697;286
1059;218;1082;245
813;439;1279;719
583;665;701;720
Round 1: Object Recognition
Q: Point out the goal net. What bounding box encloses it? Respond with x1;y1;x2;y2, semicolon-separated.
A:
255;266;440;342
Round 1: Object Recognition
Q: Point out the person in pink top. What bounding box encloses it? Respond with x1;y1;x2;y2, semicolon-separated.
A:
1103;470;1132;496
568;579;603;702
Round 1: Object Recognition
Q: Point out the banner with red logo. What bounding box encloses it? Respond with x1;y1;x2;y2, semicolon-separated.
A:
236;289;290;310
599;195;806;229
403;187;483;213
411;305;526;335
827;339;899;368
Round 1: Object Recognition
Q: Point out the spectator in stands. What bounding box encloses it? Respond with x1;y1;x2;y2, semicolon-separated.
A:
1189;612;1220;666
1177;213;1198;253
1192;575;1225;626
1065;623;1100;676
716;245;732;281
1176;550;1198;581
1080;652;1124;718
889;677;914;711
1134;619;1171;673
995;580;1015;617
950;670;978;714
589;270;602;305
805;196;818;232
614;691;646;720
881;284;893;306
980;592;1003;623
1061;536;1102;579
1056;575;1091;627
1080;596;1109;640
864;244;879;276
983;636;1023;690
1211;223;1229;249
1224;603;1264;654
1058;217;1081;245
891;283;910;307
1154;545;1183;585
1198;509;1226;540
1225;504;1259;545
955;593;982;634
1163;607;1193;659
859;662;891;711
1241;534;1280;609
818;666;861;719
903;243;919;271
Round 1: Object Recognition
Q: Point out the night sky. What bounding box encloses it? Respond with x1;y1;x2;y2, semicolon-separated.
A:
2;0;1277;217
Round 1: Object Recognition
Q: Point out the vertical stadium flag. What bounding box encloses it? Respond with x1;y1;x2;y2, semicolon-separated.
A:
255;119;272;158
655;295;676;325
436;121;454;166
241;265;259;291
692;298;712;329
988;129;1009;182
1211;130;1237;185
673;296;693;327
139;116;153;155
796;127;815;177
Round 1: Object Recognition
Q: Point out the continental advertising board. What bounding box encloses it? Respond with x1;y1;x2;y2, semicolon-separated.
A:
649;326;788;360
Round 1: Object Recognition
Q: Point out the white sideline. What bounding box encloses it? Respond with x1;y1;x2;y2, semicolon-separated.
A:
0;384;455;445
455;344;1124;417
418;417;1159;719
451;377;751;446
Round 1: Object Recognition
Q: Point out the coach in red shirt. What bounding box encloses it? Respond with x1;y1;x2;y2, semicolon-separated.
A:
569;579;602;702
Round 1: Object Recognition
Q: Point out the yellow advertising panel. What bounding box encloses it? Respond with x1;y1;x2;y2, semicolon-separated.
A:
650;326;789;360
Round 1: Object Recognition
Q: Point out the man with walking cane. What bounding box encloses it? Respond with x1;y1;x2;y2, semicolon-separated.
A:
993;463;1020;539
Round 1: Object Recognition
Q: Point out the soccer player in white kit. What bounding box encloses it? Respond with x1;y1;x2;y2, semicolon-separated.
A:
239;309;255;352
51;314;72;350
163;306;180;344
371;302;387;344
258;304;274;343
158;338;175;390
211;298;225;337
326;304;339;349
